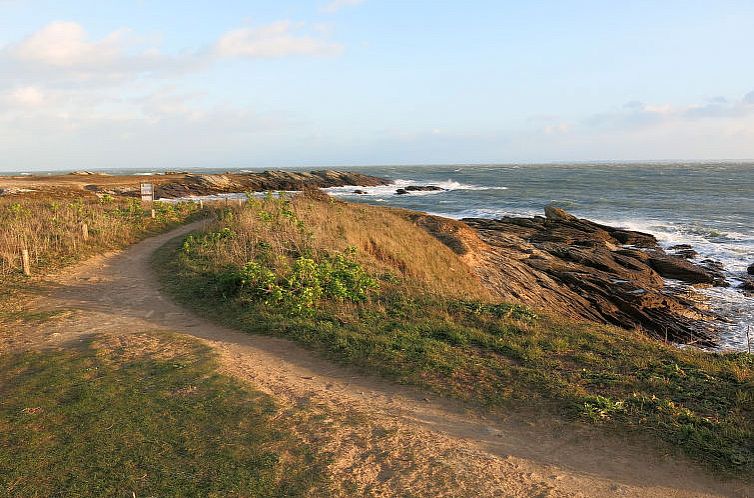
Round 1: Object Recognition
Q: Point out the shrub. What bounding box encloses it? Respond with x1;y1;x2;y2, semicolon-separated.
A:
234;252;378;315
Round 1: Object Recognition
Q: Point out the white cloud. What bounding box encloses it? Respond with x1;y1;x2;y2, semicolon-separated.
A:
4;86;45;107
321;0;364;13
0;21;204;87
9;21;124;67
215;21;342;58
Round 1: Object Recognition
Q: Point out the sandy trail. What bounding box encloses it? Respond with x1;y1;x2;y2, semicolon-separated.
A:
5;221;750;497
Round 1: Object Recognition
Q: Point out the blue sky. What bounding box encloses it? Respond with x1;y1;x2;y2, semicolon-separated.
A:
2;0;754;170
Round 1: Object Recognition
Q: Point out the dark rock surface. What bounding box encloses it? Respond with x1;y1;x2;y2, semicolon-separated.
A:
740;277;754;298
412;207;727;346
396;185;445;195
669;244;698;259
748;263;754;275
154;170;390;198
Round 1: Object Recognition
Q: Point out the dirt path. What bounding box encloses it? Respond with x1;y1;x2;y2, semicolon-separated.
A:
6;222;750;497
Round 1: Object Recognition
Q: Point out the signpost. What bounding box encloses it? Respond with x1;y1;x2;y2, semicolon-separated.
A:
140;183;154;202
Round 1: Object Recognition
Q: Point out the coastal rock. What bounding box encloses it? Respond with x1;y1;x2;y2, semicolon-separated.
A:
409;207;723;345
405;185;445;192
69;171;109;176
647;253;718;285
739;277;754;291
748;263;754;275
669;244;698;259
154;170;390;199
544;204;578;222
396;185;445;195
353;189;368;194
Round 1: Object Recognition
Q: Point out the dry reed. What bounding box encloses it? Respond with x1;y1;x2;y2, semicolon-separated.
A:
0;196;198;276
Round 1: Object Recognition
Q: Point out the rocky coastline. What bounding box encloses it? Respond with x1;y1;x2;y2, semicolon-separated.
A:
48;170;393;199
466;208;732;346
410;206;734;347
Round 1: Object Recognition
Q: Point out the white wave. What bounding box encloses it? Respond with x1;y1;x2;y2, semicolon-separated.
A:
323;177;508;197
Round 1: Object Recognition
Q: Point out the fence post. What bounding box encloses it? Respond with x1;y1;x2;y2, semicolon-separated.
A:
21;249;30;276
81;222;89;241
199;200;204;209
150;209;156;219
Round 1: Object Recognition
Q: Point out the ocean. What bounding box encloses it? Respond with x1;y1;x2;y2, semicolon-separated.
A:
5;162;753;349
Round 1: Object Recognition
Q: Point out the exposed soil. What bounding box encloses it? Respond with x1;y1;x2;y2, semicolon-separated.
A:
3;222;750;497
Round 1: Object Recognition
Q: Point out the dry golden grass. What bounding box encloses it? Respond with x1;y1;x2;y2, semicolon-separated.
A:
0;196;198;276
202;191;492;300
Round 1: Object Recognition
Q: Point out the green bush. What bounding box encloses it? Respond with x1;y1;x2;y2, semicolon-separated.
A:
234;251;379;315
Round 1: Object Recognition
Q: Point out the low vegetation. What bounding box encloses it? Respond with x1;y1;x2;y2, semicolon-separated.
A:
0;195;199;276
0;333;329;496
0;195;200;322
159;192;753;477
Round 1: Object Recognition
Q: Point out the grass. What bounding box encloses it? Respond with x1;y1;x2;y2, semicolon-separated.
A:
0;333;330;497
157;193;754;478
0;195;200;277
0;194;202;323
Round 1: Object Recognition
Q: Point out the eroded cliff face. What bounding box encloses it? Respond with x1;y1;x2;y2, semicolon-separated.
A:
408;207;728;346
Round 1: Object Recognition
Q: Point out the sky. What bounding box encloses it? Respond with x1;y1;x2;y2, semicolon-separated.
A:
2;0;754;170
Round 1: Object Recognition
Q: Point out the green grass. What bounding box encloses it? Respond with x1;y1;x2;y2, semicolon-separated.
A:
0;333;329;497
157;233;754;479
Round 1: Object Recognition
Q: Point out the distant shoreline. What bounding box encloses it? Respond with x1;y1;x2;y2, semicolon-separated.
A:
3;159;754;177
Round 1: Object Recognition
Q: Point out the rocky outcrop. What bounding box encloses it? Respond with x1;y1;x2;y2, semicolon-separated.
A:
409;207;728;346
407;185;445;192
396;185;445;195
155;170;390;198
646;253;725;286
668;244;698;259
748;263;754;275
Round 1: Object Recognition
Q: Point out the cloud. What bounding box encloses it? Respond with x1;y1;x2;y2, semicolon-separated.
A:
3;86;45;107
586;90;754;130
9;21;125;67
321;0;364;13
215;21;342;58
0;21;203;87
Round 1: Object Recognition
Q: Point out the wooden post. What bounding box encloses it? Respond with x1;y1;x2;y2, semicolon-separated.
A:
199;199;204;209
81;222;89;241
237;198;242;207
150;209;156;219
21;249;30;276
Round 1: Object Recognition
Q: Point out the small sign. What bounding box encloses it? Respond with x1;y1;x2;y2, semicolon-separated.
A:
140;183;154;202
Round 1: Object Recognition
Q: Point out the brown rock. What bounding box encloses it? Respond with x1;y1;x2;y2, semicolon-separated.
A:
153;170;390;199
647;253;717;285
434;207;725;346
544;204;578;221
